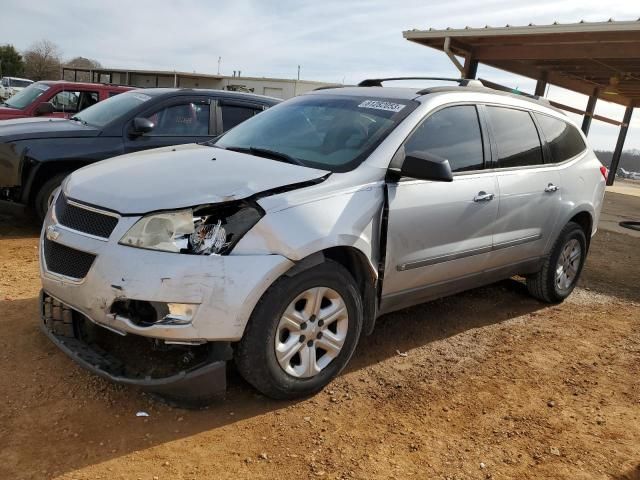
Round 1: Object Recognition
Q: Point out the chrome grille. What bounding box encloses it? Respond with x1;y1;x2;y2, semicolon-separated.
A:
55;194;118;239
43;237;96;280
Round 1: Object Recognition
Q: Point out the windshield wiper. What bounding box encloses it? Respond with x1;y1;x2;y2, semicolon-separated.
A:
70;116;88;125
249;147;306;167
223;146;306;167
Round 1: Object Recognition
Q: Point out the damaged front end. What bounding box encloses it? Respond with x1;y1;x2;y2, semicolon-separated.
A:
39;147;332;404
40;291;233;407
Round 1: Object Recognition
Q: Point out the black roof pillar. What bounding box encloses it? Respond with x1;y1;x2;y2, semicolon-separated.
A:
607;104;634;185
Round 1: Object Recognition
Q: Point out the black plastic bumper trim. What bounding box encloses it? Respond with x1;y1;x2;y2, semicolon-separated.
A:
39;291;227;406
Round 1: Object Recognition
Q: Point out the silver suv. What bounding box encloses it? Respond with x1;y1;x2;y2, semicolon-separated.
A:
39;78;606;404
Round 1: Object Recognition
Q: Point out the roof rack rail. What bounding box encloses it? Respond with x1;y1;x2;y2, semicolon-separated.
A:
478;78;551;105
357;77;483;87
313;85;344;91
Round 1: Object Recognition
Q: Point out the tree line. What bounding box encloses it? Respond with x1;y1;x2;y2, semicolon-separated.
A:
595;150;640;173
0;40;101;82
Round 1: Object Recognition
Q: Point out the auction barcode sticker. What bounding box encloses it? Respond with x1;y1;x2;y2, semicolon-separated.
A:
358;100;406;113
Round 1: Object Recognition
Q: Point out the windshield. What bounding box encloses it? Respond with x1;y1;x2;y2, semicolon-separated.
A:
10;79;32;88
214;94;417;172
4;82;50;109
73;90;151;127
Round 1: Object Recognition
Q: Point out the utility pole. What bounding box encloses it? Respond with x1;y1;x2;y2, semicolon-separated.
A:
293;65;301;96
294;65;301;97
217;57;221;75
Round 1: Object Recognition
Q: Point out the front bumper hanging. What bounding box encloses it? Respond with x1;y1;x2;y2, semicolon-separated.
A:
39;290;231;407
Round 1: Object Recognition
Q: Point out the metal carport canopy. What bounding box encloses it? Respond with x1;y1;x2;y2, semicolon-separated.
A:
403;20;640;184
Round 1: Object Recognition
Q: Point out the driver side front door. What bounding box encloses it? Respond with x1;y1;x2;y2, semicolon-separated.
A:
380;104;499;314
123;97;215;154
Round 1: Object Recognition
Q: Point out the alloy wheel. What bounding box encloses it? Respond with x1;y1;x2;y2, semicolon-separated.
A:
555;238;582;291
275;287;349;378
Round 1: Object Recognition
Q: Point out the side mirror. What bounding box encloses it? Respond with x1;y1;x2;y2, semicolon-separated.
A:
400;151;453;182
34;102;55;116
129;117;155;136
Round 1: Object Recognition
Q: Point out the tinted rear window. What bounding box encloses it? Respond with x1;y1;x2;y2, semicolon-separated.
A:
221;104;261;130
487;106;543;168
10;79;32;88
534;113;586;163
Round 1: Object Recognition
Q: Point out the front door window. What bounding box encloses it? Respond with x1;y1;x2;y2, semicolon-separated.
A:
145;102;210;136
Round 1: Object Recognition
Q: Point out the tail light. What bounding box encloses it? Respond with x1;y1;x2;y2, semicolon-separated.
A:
599;165;609;180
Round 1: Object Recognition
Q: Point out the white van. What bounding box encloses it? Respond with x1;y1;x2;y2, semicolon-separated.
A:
0;76;33;100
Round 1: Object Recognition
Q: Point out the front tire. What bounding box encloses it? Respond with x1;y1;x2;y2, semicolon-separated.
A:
34;173;68;222
235;260;363;400
527;222;587;303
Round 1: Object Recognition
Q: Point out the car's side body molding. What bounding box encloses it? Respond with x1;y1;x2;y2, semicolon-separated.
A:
397;233;543;272
380;255;543;315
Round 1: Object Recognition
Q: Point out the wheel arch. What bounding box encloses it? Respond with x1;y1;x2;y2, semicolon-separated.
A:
568;210;593;250
24;159;89;205
549;204;595;256
282;246;379;336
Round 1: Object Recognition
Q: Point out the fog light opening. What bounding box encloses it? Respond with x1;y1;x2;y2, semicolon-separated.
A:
160;303;197;326
110;300;197;327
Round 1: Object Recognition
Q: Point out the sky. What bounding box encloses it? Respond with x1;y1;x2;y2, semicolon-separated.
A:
2;0;639;151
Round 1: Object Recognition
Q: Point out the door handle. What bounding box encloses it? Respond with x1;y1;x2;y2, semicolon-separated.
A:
544;183;560;193
473;191;494;202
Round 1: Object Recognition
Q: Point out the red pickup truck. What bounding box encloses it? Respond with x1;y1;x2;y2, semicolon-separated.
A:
0;81;132;120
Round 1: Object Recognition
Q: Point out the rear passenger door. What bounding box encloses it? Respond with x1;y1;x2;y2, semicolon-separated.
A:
381;104;499;311
484;106;562;269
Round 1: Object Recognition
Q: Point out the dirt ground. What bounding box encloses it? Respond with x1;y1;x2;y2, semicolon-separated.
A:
0;193;639;480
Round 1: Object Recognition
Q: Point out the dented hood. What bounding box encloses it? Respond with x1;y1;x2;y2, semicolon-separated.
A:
64;143;329;214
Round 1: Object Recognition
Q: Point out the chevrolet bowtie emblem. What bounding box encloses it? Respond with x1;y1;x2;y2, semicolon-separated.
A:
46;225;60;241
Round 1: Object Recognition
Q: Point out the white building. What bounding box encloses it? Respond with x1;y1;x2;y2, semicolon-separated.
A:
62;67;337;100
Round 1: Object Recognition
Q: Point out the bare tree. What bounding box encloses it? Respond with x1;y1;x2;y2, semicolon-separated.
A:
23;40;62;81
64;56;102;82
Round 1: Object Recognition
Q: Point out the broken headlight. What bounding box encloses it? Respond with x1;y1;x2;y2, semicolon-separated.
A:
119;202;263;255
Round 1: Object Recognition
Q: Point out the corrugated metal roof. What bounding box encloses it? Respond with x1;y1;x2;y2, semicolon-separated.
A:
404;19;640;37
403;19;640;107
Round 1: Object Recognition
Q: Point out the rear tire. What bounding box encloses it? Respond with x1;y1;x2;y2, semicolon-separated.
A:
526;221;587;303
35;173;68;222
235;260;363;400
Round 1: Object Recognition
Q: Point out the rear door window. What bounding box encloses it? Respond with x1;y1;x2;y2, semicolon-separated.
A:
77;91;99;111
12;79;32;88
404;105;485;172
534;113;586;163
221;103;263;130
486;106;543;168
